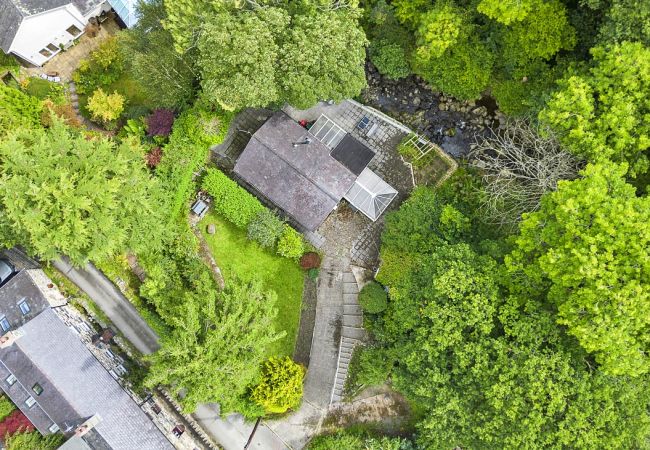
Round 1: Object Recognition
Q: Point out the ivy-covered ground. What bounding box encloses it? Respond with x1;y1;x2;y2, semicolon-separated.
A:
201;213;304;357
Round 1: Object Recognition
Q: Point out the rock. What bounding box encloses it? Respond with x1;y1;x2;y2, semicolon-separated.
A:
438;103;447;111
207;223;216;235
413;97;421;106
472;106;488;117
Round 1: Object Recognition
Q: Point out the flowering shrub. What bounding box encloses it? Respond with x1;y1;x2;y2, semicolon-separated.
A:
147;109;175;137
0;410;34;437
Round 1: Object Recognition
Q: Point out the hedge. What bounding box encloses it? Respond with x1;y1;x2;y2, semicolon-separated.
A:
202;168;265;228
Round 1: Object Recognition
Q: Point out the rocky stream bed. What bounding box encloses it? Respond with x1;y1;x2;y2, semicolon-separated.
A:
361;65;506;158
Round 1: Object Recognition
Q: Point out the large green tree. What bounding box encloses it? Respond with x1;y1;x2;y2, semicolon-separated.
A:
192;2;367;110
122;0;199;109
0;120;165;264
145;279;284;413
507;163;650;377
540;42;650;176
362;173;650;448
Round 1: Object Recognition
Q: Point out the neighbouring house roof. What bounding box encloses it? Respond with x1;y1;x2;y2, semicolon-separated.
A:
0;0;103;53
234;111;358;231
0;309;173;450
0;0;24;52
344;168;398;221
0;270;54;329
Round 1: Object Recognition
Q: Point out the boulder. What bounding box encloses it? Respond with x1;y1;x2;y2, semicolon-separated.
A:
207;223;216;235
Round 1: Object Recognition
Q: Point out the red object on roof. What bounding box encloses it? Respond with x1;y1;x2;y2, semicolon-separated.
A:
299;119;308;128
0;409;35;437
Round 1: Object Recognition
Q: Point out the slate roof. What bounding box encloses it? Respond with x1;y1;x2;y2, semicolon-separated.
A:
0;309;174;450
0;270;52;329
234;112;358;231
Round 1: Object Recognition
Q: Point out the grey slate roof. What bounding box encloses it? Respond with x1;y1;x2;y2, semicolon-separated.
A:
0;0;24;52
0;309;173;450
234;112;357;231
0;270;52;329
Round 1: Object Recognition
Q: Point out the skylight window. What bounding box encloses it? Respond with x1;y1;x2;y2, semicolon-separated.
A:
0;316;10;332
18;300;30;315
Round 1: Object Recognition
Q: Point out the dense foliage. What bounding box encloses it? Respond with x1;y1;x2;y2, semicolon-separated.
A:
363;171;650;448
167;0;367;111
0;396;15;422
309;430;414;450
145;278;284;413
0;120;165;264
251;356;305;414
0;84;42;135
4;432;64;450
72;36;125;95
247;210;285;249
146;109;175;137
540;42;650;177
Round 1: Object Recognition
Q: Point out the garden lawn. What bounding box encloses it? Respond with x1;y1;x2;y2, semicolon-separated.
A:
201;213;304;357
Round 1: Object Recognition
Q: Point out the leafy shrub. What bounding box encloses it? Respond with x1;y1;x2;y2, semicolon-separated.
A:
359;281;387;313
248;209;285;248
251;356;305;414
309;430;413;450
202;168;265;228
147;109;175;136
300;252;321;269
121;118;146;139
0;52;19;73
146;147;163;168
41;100;82;128
0;84;42;135
0;396;15;421
355;346;393;386
277;225;305;259
87;88;125;126
156;105;234;220
72;36;125;94
4;431;64;450
370;39;411;80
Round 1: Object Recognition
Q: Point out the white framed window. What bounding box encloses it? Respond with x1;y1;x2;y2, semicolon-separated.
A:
66;25;81;36
32;383;43;396
38;49;52;58
48;423;59;433
0;316;10;332
25;396;36;408
46;43;58;52
5;374;16;386
18;300;30;315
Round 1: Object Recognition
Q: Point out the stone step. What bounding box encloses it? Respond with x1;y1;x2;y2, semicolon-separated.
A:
343;272;356;283
339;348;353;358
343;314;363;328
343;293;358;304
343;304;362;315
343;283;358;294
342;326;365;340
342;336;359;346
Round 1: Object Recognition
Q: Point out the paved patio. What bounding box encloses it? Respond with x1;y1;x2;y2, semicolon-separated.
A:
25;17;120;81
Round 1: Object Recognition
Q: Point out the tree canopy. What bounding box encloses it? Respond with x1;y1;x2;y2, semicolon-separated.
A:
0;120;165;264
508;163;650;376
145;279;284;413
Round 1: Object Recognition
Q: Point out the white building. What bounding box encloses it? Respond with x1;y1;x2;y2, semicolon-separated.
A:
0;0;112;67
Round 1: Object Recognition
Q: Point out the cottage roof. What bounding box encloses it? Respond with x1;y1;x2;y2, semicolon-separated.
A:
234;112;358;231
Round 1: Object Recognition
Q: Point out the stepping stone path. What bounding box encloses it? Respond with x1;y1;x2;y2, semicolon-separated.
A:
68;81;103;131
330;269;365;404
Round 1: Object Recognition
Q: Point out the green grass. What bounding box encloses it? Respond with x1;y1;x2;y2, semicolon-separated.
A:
201;213;305;357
